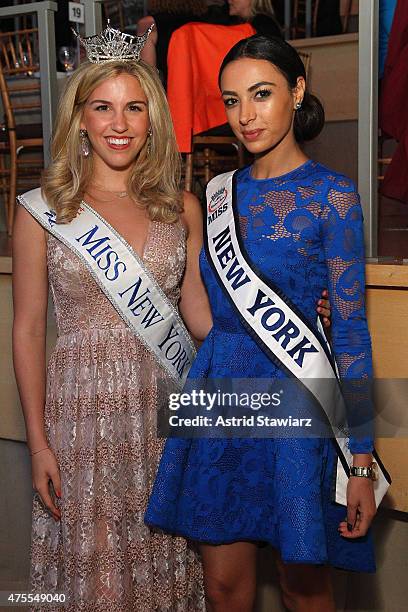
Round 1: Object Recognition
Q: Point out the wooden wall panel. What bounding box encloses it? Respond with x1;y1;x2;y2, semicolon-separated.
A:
366;264;408;512
291;34;358;122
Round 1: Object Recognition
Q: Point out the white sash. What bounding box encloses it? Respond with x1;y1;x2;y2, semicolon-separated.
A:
205;171;390;507
18;188;196;388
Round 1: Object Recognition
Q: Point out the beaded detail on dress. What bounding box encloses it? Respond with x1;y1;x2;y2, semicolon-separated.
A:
30;220;205;611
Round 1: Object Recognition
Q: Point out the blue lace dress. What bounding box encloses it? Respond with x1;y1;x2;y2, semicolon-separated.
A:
146;160;376;572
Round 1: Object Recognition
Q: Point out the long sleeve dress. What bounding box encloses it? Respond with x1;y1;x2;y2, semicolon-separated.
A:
145;160;376;572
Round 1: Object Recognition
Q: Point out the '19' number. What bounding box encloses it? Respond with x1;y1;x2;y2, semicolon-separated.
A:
68;2;85;24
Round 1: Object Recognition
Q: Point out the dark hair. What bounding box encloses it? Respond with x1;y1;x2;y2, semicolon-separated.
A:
219;35;324;142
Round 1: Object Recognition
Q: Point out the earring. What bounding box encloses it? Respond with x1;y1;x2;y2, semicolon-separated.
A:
80;128;90;157
146;128;152;156
295;101;303;110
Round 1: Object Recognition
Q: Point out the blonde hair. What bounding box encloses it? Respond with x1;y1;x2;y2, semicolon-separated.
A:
42;60;182;224
251;0;275;17
149;1;207;15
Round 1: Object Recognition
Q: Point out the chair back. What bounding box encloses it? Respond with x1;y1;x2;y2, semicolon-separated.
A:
167;22;255;153
298;51;311;80
0;28;41;125
0;28;39;76
292;0;320;38
0;62;16;132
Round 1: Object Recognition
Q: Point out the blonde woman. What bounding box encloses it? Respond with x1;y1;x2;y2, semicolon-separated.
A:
12;49;210;609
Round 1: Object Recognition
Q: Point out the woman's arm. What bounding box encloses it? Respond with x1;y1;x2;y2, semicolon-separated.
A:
179;191;213;342
320;179;376;537
137;16;158;67
12;205;61;520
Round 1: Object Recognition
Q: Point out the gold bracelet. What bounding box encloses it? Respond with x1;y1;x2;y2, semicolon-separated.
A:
30;447;50;456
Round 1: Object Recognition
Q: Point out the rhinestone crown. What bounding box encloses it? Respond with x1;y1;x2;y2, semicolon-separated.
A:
74;20;154;64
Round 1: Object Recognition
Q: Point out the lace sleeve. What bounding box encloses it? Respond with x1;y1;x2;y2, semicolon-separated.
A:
321;178;374;454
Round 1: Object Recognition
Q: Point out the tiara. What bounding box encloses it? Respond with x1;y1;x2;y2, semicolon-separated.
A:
74;20;155;64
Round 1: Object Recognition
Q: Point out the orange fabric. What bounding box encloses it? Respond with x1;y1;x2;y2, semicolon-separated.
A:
167;22;256;153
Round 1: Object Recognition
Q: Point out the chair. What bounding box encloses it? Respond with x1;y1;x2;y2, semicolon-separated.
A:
292;0;320;38
298;51;311;79
184;135;246;193
0;28;43;235
166;22;255;193
340;0;354;33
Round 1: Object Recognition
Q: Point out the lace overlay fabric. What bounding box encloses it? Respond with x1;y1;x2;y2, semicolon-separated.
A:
146;161;376;572
217;161;374;451
30;221;205;611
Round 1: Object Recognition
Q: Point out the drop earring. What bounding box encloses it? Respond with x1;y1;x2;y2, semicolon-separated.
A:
80;128;90;157
146;128;152;156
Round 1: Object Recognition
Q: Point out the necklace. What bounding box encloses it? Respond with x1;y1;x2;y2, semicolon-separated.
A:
89;183;129;198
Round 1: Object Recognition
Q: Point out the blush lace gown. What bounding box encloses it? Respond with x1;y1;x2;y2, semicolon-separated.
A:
29;220;204;611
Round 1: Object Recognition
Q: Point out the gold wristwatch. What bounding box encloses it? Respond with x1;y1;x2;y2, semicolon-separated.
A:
350;461;378;481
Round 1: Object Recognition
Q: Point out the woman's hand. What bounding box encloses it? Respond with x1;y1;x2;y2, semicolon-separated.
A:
31;448;61;522
317;288;331;328
338;476;376;538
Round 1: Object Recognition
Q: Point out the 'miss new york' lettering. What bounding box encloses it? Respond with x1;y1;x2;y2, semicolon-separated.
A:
75;221;191;380
76;224;127;281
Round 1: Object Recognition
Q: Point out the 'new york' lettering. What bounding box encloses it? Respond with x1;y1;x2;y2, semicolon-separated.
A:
213;226;250;290
248;289;318;367
118;278;164;329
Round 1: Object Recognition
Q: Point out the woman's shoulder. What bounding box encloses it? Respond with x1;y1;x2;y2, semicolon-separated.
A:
306;161;358;194
18;187;44;204
180;190;203;235
307;162;362;221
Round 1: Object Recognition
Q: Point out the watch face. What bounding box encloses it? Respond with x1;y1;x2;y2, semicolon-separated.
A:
371;461;379;481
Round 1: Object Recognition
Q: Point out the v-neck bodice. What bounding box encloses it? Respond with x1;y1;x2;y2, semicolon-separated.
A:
46;218;186;337
81;199;153;261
